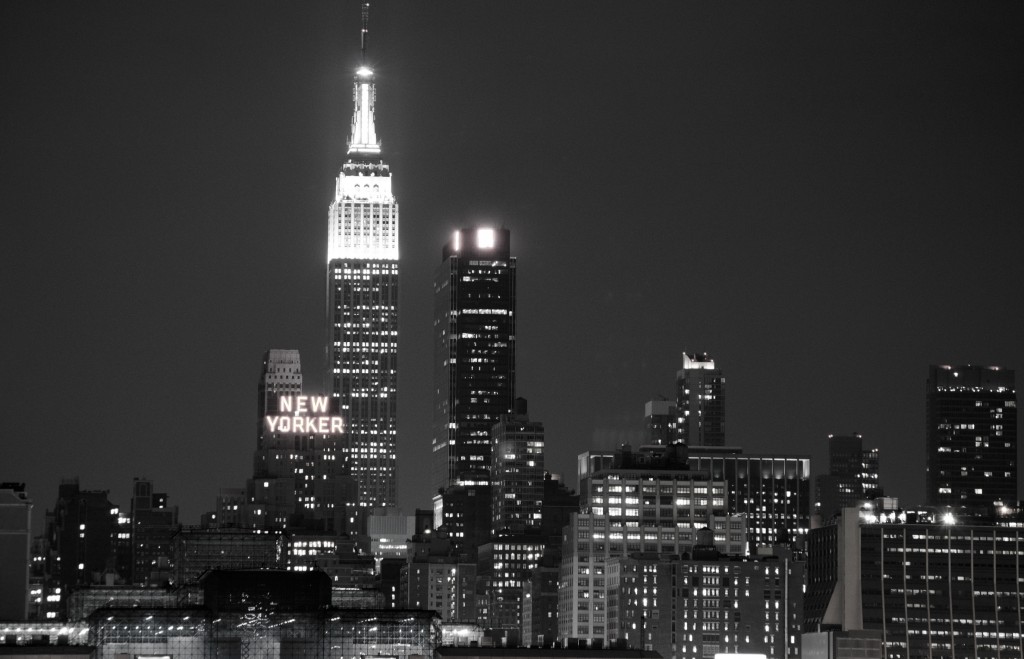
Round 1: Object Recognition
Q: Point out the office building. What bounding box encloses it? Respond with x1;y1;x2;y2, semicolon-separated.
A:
39;479;126;619
643;399;677;445
814;433;881;520
491;398;545;537
606;535;804;659
803;502;1024;658
477;537;546;645
926;364;1017;508
559;444;747;643
402;528;478;623
251;350;351;532
432;226;517;493
257;348;302;446
675;352;724;447
688;447;812;551
0;482;32;620
326;17;399;510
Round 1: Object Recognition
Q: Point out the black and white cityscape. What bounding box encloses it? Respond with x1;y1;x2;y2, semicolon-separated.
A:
2;3;1022;659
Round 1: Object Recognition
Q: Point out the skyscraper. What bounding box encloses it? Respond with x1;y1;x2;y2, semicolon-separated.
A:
926;364;1017;509
432;226;516;493
251;350;349;532
675;351;724;447
257;348;302;447
814;433;881;519
326;16;399;510
490;397;544;537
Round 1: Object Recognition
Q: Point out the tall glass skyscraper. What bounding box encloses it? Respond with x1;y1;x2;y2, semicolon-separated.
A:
432;227;516;493
926;364;1017;509
326;39;398;509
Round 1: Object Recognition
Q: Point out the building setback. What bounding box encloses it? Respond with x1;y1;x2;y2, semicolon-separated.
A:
925;364;1017;509
326;29;399;510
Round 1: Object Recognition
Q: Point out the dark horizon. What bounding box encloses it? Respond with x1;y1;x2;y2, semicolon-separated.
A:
3;1;1022;527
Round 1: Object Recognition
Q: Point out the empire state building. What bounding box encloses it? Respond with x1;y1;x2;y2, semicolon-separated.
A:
326;33;398;510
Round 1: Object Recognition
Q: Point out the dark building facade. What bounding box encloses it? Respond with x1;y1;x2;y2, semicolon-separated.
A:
41;479;127;619
814;433;882;519
643;399;677;445
0;483;32;621
688;447;811;552
432;227;516;493
128;477;178;585
675;352;724;447
491;398;545;537
926;364;1017;509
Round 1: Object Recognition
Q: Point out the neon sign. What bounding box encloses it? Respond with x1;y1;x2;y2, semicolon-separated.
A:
265;395;344;434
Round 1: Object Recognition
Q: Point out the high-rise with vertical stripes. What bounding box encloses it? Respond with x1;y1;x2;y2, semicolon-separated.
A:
326;14;398;510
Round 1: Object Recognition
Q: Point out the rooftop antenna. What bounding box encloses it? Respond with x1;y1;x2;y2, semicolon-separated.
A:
360;2;370;65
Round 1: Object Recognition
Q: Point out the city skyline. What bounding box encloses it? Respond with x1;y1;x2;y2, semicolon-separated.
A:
3;1;1022;526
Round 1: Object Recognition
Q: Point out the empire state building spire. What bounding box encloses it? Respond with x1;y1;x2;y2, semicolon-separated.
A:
325;0;399;515
348;4;379;157
348;67;380;156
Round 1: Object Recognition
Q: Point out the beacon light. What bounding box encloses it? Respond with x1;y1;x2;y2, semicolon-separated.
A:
357;67;373;77
476;227;495;249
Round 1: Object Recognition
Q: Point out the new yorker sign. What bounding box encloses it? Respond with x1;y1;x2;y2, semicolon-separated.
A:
265;395;344;434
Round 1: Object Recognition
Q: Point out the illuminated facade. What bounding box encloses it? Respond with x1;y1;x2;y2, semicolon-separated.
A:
251;350;350;532
688;448;811;552
559;444;748;643
1;571;441;659
432;227;516;492
326;52;399;510
804;503;1024;658
926;364;1017;509
675;352;725;447
607;541;804;659
477;537;546;643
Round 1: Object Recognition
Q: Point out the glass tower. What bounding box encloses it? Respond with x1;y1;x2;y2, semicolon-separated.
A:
432;227;516;493
926;364;1017;509
326;58;399;510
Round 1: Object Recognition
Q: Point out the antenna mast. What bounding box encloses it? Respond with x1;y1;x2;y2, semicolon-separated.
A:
360;2;370;64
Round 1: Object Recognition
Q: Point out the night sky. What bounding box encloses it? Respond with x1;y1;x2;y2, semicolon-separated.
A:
4;2;1022;528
